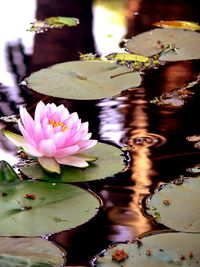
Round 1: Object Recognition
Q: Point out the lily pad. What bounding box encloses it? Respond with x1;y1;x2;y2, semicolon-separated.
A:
125;28;200;61
0;237;65;266
0;160;20;182
92;232;200;267
25;60;142;100
20;142;125;182
0;180;101;236
153;20;200;31
146;177;200;232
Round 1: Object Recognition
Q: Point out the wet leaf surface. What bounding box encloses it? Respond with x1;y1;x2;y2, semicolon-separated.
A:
25;61;142;100
125;28;200;61
146;177;200;232
0;236;65;266
20;142;125;182
92;232;200;267
0;180;101;236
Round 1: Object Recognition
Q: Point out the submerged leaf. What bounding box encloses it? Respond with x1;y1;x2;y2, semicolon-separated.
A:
93;232;200;267
153;20;200;31
25;61;142;100
125;28;200;61
0;237;65;266
0;180;101;236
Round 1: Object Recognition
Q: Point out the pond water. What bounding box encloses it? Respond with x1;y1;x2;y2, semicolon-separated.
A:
0;1;200;266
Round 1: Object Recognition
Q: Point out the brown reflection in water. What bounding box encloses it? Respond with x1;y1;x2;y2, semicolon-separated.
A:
127;88;155;237
126;0;200;37
161;61;196;94
31;0;95;72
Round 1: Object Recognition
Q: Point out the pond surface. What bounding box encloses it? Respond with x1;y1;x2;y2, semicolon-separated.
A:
0;1;200;266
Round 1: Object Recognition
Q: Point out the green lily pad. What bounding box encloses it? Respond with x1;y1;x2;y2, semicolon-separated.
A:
25;60;142;100
125;28;200;61
93;232;200;267
0;160;19;182
146;177;200;232
0;237;65;266
20;143;125;182
0;180;101;236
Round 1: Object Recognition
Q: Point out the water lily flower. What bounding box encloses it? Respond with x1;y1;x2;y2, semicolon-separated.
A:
3;101;98;173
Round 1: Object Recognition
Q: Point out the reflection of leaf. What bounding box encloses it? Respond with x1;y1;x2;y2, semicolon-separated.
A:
0;180;101;236
27;16;79;33
25;60;142;100
153;20;200;31
126;28;200;61
0;237;65;267
20;143;125;182
146;177;200;232
93;232;200;267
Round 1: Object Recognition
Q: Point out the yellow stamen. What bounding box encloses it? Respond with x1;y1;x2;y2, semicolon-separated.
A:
49;119;68;131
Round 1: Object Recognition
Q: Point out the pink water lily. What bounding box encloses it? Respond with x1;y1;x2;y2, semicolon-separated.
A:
3;101;97;173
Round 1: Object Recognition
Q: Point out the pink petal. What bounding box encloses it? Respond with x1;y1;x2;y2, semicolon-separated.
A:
55;145;80;158
19;106;35;136
43;124;54;138
34;121;45;143
18;120;37;146
38;139;57;157
20;143;43;157
52;132;66;148
64;131;82;147
3;130;43;157
34;101;45;122
38;156;61;173
78;140;98;152
56;156;89;168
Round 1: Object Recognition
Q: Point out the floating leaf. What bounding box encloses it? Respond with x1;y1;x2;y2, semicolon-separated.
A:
20;143;125;182
27;16;79;33
146;177;200;232
92;232;200;267
105;52;149;63
153;20;200;31
0;180;101;236
125;28;200;61
46;16;79;27
25;61;142;100
0;160;19;182
0;237;65;266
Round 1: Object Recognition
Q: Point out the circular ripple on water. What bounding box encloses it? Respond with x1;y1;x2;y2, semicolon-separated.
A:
121;133;166;149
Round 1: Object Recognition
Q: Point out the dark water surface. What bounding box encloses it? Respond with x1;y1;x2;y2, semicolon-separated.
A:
0;1;200;266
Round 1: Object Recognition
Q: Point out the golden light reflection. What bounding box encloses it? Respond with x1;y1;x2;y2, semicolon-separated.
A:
127;89;155;237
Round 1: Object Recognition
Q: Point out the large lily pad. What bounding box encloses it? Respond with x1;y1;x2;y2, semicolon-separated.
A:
125;28;200;61
92;232;200;267
0;180;101;236
0;237;65;266
25;60;142;100
20;142;125;182
146;177;200;232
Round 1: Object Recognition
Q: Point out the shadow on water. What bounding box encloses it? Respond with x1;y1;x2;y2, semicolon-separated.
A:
0;0;200;266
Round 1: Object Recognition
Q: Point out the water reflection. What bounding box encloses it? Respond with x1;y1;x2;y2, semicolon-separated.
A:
97;97;128;146
0;1;200;266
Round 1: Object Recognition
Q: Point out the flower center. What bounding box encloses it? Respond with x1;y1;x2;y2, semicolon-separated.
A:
49;119;68;131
